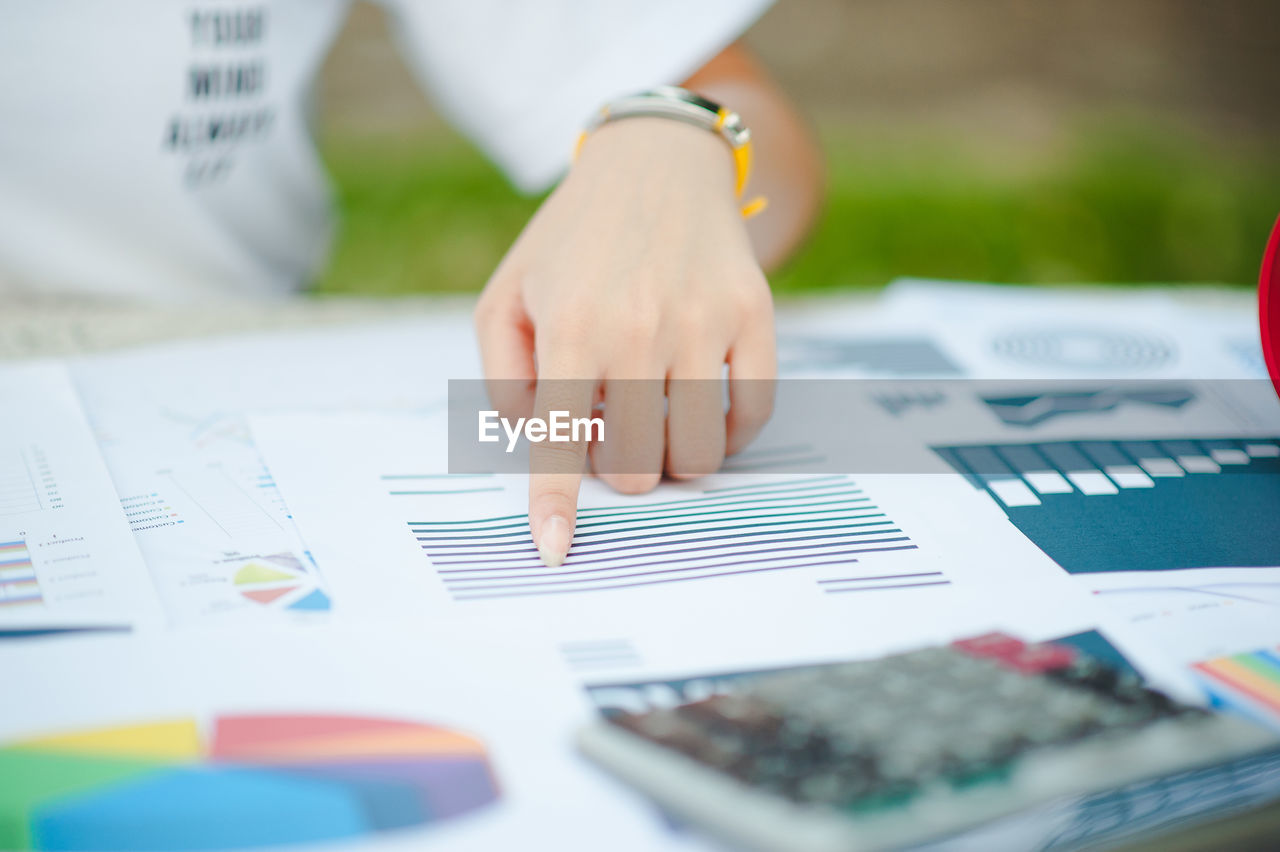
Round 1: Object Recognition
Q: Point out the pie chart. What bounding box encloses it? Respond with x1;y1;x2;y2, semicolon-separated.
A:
231;553;331;613
0;714;501;851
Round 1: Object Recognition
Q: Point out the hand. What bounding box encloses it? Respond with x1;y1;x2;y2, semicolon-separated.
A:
474;117;777;567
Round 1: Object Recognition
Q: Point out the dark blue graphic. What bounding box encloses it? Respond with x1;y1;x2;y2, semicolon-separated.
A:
933;437;1280;573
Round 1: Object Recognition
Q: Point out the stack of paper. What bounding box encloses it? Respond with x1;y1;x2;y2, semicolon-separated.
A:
1;280;1277;851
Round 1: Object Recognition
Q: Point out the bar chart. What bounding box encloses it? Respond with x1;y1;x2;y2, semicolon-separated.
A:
0;539;41;609
406;475;923;601
933;437;1280;573
1193;648;1280;730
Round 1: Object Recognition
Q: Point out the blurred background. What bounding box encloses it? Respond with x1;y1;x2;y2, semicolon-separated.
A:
314;0;1280;297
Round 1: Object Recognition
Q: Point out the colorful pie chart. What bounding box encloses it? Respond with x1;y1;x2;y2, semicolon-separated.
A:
231;554;332;613
0;714;501;851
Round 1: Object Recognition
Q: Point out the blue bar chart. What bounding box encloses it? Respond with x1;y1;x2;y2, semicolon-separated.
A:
933;437;1280;573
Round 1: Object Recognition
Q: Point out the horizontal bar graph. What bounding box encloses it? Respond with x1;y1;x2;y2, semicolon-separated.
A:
0;540;41;608
933;437;1280;574
408;476;921;601
1194;648;1280;728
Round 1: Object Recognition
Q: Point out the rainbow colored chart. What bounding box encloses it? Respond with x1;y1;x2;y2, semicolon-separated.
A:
231;553;330;612
0;714;500;851
1193;648;1280;728
0;539;41;608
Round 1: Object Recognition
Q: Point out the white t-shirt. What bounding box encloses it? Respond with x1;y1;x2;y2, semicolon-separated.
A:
0;0;770;300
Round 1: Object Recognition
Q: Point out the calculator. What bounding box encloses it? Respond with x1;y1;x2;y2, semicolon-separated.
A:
576;633;1276;851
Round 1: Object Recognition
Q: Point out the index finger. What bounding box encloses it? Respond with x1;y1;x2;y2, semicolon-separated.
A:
528;373;596;567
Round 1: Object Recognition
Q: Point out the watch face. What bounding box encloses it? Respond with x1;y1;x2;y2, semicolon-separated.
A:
1262;214;1280;398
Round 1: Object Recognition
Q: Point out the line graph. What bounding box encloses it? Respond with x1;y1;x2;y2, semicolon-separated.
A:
1094;581;1280;608
405;476;920;601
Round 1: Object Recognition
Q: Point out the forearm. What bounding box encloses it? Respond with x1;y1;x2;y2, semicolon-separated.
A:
684;43;824;271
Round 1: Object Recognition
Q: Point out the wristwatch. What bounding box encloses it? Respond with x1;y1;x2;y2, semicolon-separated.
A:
576;86;766;218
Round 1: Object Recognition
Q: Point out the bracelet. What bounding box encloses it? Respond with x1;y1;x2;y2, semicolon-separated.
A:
575;86;768;219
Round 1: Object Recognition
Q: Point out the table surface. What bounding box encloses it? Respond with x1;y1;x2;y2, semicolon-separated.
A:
2;288;1276;848
0;286;1257;358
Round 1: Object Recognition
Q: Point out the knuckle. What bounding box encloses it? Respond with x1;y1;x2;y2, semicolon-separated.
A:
739;284;773;319
531;442;586;474
733;266;772;308
603;472;662;495
728;379;775;423
738;397;775;430
753;395;777;424
673;301;711;337
667;424;727;479
538;314;595;365
473;293;499;331
539;310;588;341
531;493;576;521
616;306;662;349
668;452;724;480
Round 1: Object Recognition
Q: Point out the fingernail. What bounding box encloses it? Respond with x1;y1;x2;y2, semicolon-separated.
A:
538;515;572;568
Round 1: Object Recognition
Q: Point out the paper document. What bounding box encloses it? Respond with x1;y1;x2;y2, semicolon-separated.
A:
69;315;477;627
251;411;1145;691
877;279;1266;379
0;362;159;626
782;283;1280;716
779;278;1263;380
0;620;675;852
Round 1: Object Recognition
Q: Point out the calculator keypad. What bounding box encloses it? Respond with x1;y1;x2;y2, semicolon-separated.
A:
608;634;1203;810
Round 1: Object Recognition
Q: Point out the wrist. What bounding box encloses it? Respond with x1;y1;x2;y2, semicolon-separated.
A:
569;116;738;205
571;85;766;219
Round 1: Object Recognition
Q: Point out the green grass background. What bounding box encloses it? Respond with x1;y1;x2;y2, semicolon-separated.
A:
315;123;1280;296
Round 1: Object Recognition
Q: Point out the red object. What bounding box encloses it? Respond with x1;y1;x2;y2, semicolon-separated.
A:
952;632;1026;661
953;632;1079;673
1262;214;1280;397
211;714;439;760
240;585;297;604
1008;642;1079;674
